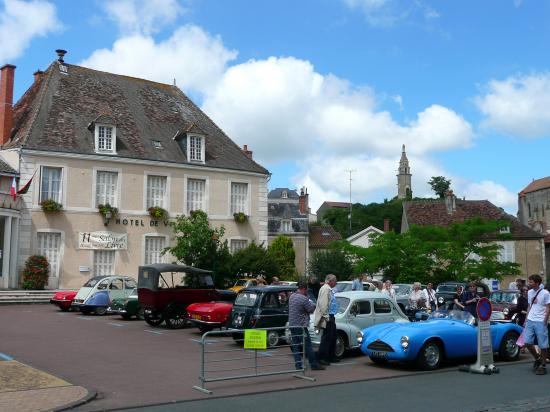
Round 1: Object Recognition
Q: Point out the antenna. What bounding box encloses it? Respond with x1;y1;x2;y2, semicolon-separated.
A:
346;169;356;236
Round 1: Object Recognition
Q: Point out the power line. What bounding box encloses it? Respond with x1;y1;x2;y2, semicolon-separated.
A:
346;169;356;236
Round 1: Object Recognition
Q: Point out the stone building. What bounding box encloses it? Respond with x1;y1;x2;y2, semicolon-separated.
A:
397;144;412;199
0;53;269;289
316;201;350;223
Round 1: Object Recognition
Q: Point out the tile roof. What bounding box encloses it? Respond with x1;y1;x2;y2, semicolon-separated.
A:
519;176;550;196
403;200;543;240
322;201;350;208
6;62;268;175
309;225;342;248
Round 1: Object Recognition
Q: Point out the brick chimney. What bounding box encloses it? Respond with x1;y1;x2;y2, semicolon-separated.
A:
445;189;456;215
0;64;16;145
383;218;390;232
33;70;44;83
242;144;253;160
299;187;309;215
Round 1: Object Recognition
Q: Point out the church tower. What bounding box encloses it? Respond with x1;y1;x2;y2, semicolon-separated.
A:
397;144;412;199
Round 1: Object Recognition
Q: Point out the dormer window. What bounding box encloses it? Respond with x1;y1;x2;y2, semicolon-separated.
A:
500;226;511;234
282;190;288;199
188;134;205;163
95;124;116;154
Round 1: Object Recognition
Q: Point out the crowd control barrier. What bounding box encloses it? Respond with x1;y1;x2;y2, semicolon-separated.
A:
193;326;316;394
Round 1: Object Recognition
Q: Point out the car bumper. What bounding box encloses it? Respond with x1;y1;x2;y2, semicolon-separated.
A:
188;318;223;327
50;299;72;306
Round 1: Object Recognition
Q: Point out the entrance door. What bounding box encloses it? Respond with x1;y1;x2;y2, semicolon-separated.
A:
37;232;61;289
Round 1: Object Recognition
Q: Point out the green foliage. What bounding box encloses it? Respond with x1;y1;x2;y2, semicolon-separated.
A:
148;206;168;220
308;247;353;280
97;203;118;218
21;255;49;290
231;242;280;281
268;235;296;276
233;212;248;223
428;176;452;198
40;199;62;212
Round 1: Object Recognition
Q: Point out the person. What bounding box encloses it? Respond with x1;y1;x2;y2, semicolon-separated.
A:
382;280;396;300
374;281;384;294
314;274;338;365
524;274;550;375
308;276;321;300
408;282;426;309
351;275;363;291
512;287;529;327
423;282;437;311
461;282;480;318
271;276;280;285
453;286;465;310
508;278;520;290
288;281;325;371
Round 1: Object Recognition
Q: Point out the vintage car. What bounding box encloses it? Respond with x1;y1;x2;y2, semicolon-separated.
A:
435;281;491;309
138;263;236;328
107;288;143;320
333;281;375;293
187;301;234;332
71;276;137;315
309;291;409;359
227;278;262;292
358;310;522;370
229;285;298;347
50;290;77;311
490;289;520;320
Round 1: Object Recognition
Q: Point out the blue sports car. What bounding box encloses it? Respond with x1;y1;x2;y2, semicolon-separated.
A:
358;310;522;370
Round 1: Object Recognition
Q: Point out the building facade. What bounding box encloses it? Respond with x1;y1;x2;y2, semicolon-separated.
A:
0;56;269;289
397;144;412;199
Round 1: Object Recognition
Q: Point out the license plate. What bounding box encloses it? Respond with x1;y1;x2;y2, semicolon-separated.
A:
370;351;388;358
192;314;201;320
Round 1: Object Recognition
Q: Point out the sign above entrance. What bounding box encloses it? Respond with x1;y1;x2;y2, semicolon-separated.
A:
79;231;128;250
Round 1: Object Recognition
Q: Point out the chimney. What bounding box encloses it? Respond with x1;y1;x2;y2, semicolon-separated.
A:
445;189;456;214
383;218;390;232
0;64;16;145
56;49;67;63
299;187;309;215
33;70;44;83
242;144;253;160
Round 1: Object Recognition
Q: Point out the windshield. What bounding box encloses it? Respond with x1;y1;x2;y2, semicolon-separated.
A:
429;310;475;324
491;292;518;303
393;284;411;295
336;297;350;314
235;291;258;307
82;277;105;288
234;280;247;286
436;284;461;293
333;283;351;293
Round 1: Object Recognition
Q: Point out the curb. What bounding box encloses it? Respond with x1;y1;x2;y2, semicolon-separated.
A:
53;388;98;412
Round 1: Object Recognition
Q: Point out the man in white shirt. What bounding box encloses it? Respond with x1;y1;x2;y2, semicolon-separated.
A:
524;274;550;375
422;283;437;311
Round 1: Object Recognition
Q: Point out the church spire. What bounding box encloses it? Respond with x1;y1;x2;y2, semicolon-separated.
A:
397;144;412;199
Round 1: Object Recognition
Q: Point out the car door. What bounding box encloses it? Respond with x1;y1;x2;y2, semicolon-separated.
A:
108;278;125;301
372;298;395;325
124;278;137;298
351;299;374;330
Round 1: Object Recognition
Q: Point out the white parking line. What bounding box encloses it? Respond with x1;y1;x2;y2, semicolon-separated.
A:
107;322;126;327
77;316;92;320
330;361;358;367
144;330;164;335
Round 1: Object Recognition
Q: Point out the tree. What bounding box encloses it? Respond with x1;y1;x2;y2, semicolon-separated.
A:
268;235;296;276
231;242;280;280
308;247;353;280
428;176;452;198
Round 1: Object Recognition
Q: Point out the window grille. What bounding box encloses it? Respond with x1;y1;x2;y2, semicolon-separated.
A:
230;239;248;253
189;135;203;161
187;179;206;213
96;171;118;206
37;232;61;277
97;126;113;152
147;175;167;208
40;166;62;203
230;182;248;214
93;250;115;276
145;236;166;265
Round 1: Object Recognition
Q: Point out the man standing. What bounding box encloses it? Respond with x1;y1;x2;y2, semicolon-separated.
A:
351;274;363;291
461;282;480;318
423;283;437;311
288;282;325;371
524;274;550;375
314;274;338;365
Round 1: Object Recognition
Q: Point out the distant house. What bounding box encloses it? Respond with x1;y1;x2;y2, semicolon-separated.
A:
402;191;545;287
309;225;342;257
316;201;350;222
346;225;384;248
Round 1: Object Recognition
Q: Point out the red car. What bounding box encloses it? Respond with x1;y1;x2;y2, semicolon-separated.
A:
187;301;233;333
50;290;77;311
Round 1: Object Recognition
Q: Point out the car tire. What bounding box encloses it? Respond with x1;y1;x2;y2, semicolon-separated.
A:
416;340;442;370
334;333;347;359
165;306;188;329
499;331;520;361
144;312;164;327
137;308;145;320
267;330;280;347
94;306;107;316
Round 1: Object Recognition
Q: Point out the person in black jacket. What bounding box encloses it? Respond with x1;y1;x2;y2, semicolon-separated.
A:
514;287;529;327
308;276;321;300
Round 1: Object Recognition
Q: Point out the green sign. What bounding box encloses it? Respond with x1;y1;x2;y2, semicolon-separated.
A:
244;329;267;350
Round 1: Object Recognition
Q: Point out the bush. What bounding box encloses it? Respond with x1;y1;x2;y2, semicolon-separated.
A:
21;255;50;290
148;206;168;220
233;212;248;223
40;199;62;212
98;203;119;218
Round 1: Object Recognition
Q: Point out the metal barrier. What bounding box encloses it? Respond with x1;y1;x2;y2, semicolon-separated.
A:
193;326;316;394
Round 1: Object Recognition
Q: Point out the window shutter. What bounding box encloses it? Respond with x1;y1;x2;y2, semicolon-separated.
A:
37;232;61;277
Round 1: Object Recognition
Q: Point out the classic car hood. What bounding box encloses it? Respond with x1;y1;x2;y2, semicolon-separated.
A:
364;319;465;340
187;301;233;313
53;291;77;299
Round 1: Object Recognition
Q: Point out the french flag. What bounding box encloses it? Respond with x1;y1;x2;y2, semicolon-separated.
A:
10;176;16;201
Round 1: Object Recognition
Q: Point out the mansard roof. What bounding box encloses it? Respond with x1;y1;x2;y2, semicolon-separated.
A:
7;61;268;175
268;188;299;199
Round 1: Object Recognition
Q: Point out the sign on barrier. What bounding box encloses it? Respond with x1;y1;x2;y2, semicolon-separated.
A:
244;330;267;349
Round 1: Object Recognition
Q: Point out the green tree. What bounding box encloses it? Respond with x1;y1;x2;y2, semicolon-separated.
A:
231;242;279;280
428;176;452;198
268;235;296;276
308;247;353;280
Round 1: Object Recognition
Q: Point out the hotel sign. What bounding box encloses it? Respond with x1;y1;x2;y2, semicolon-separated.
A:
79;231;128;250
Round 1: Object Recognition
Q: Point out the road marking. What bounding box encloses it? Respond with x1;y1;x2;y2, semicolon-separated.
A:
107;322;126;327
0;352;13;361
330;361;358;367
190;338;217;345
246;350;275;357
77;316;92;320
144;330;164;335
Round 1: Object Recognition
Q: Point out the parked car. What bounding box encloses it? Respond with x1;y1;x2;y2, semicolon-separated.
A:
50;290;77;311
137;263;235;329
71;276;137;315
333;281;375;293
187;301;234;333
230;285;298;347
107;288;143;320
227;278;261;293
490;289;520;320
435;281;491;309
309;291;409;359
358;309;522;370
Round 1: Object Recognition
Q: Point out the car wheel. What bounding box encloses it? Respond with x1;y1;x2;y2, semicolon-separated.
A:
144;312;164;327
165;307;188;329
137;308;145;320
417;340;442;370
334;333;347;359
499;331;520;361
198;324;213;334
369;356;388;365
267;330;280;347
94;306;107;316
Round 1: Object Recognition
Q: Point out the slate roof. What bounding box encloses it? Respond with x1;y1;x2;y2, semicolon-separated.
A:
403;200;543;240
321;201;350;208
268;202;308;233
519;177;550;196
309;225;342;248
0;158;17;175
268;188;299;199
6;62;268;175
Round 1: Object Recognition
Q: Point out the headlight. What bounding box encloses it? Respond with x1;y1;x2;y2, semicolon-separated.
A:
357;331;363;344
400;336;409;349
503;308;509;315
437;297;444;304
314;328;321;335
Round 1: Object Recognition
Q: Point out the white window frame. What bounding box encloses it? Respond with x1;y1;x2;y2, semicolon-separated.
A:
230;238;249;254
94;124;117;154
144;172;170;211
281;220;291;232
187;134;205;163
37;164;66;206
93;168;121;208
93;250;116;276
282;190;288;199
35;230;64;278
142;234;169;265
184;175;209;214
229;179;251;216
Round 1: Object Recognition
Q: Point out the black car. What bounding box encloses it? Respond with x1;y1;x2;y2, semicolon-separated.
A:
230;285;298;347
435;281;491;309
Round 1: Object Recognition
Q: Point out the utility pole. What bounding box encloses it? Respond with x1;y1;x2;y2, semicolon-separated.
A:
347;169;355;237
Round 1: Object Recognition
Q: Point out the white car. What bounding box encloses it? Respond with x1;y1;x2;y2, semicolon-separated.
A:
71;275;137;315
309;291;409;359
333;281;375;293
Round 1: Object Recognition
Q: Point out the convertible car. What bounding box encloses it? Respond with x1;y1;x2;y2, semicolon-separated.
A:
358;310;522;370
187;301;234;333
50;290;77;311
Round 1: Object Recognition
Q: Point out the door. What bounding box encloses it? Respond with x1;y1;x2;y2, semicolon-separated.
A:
350;300;374;330
37;232;61;289
372;298;395;325
108;278;125;301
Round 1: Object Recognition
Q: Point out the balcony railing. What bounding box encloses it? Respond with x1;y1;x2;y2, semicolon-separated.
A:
0;192;22;211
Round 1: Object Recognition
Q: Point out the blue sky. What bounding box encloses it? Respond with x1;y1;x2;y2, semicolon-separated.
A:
2;0;550;213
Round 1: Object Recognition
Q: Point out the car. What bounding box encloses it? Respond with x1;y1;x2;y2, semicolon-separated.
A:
50;290;77;311
71;276;137;315
187;301;234;333
333;281;375;293
229;285;298;347
435;281;491;309
490;289;520;320
107;288;143;320
358;309;522;370
309;291;409;359
227;278;262;293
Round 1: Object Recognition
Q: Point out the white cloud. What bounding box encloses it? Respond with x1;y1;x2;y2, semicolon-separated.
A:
80;25;237;95
102;0;184;35
0;0;61;63
342;0;439;27
462;180;517;213
476;73;550;138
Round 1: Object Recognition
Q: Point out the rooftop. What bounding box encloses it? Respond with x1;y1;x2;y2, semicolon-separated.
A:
309;225;342;248
519;177;550;196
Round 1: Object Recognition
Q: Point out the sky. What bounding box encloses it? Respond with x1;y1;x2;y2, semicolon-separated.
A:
2;0;550;214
